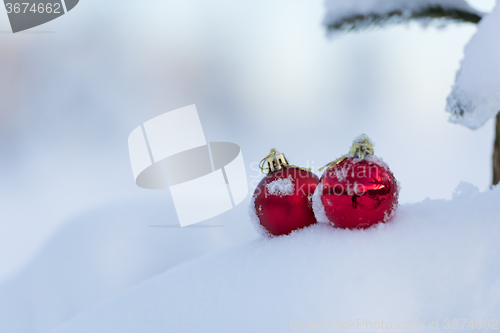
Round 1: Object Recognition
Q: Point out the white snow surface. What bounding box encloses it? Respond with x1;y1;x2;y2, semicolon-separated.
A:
0;196;256;333
266;175;295;196
446;0;500;129
54;184;500;333
324;0;481;28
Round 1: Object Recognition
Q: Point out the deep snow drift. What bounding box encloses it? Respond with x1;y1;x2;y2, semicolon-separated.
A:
53;183;500;333
447;0;500;129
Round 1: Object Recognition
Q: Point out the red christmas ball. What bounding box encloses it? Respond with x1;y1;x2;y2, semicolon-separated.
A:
252;166;319;236
315;156;398;229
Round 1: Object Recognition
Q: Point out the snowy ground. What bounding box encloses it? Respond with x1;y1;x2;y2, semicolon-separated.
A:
0;196;256;333
0;0;498;332
53;183;500;333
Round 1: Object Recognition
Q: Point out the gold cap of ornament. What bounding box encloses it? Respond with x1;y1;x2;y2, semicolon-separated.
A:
259;148;288;173
258;148;312;174
319;134;374;171
349;134;374;159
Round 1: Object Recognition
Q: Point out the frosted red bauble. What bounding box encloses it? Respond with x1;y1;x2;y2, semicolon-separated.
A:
253;166;319;236
318;157;398;229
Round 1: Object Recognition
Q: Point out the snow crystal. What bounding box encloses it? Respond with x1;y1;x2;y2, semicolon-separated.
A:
324;0;482;33
446;1;500;129
334;167;346;181
54;186;500;333
248;196;271;238
266;175;295;196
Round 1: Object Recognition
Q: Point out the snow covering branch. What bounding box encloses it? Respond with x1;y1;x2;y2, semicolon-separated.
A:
446;2;500;129
324;0;483;33
324;0;500;131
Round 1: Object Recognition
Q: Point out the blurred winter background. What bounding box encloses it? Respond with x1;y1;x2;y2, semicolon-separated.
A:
0;0;497;332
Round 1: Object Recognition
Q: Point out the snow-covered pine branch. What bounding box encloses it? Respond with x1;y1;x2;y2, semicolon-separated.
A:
324;0;483;33
446;1;500;129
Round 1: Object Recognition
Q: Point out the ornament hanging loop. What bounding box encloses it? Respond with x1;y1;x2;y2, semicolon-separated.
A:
349;134;374;160
318;156;347;172
259;148;288;174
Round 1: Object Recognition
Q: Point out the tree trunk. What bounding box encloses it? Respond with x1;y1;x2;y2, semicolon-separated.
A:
493;113;500;185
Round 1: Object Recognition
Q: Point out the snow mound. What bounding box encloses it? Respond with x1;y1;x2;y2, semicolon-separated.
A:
0;196;256;333
446;1;500;129
266;175;295;196
54;185;500;333
324;0;482;33
452;181;480;199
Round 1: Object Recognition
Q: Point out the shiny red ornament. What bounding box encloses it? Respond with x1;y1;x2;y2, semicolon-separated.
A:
316;136;398;229
252;151;319;236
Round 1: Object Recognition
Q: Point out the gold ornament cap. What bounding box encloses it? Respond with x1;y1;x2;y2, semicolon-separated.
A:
349;134;374;159
260;148;288;173
319;134;375;172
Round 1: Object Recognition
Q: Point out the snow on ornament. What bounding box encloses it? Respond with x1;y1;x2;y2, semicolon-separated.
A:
313;134;399;229
250;148;319;237
266;175;295;196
